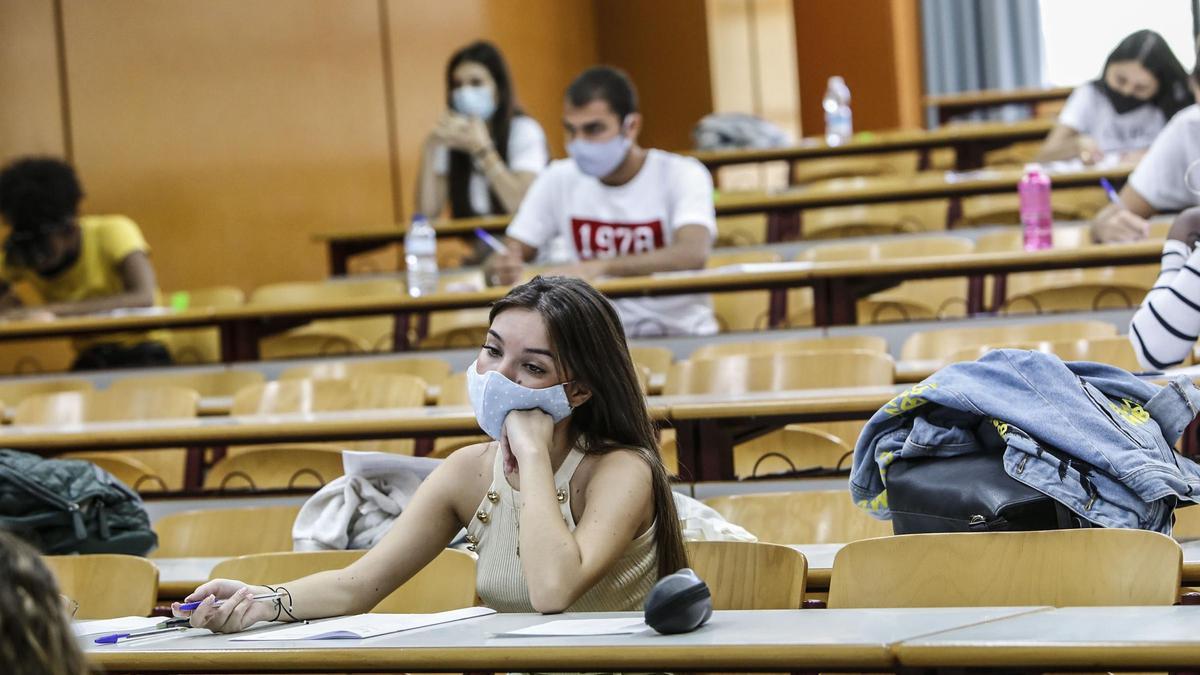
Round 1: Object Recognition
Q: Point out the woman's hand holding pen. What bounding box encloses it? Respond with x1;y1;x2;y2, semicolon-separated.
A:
172;580;276;634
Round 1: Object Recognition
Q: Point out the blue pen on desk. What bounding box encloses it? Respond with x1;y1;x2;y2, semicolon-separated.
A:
94;618;190;644
1100;177;1122;206
475;228;508;255
177;591;285;612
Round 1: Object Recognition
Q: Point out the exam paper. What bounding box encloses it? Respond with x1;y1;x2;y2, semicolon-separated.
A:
73;617;162;637
496;618;648;637
342;451;441;479
230;606;494;641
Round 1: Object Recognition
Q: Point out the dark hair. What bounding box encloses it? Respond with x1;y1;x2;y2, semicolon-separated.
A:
446;41;519;218
1099;29;1192;120
566;66;639;121
0;530;90;675
0;157;83;233
489;276;687;580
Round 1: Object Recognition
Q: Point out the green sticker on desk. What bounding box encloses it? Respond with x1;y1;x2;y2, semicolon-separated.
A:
169;291;190;311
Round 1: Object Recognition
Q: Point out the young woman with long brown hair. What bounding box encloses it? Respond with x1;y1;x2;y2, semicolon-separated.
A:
176;276;686;631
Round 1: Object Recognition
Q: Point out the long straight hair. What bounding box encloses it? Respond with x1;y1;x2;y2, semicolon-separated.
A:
489;276;688;579
0;530;89;675
1098;29;1193;120
445;41;518;218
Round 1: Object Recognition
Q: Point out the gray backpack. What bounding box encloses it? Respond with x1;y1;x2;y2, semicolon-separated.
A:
0;449;157;555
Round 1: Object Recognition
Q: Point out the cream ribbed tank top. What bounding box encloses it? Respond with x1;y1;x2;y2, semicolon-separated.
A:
466;443;658;612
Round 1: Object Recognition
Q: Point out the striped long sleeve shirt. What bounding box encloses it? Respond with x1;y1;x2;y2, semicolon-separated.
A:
1130;239;1200;370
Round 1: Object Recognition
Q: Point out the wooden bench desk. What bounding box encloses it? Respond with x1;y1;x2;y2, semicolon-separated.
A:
925;85;1074;126
83;607;1047;673
691;117;1055;173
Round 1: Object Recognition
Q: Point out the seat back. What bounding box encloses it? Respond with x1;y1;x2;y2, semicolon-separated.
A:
209;549;477;612
684;540;807;609
152;505;301;558
664;350;894;396
231;375;427;454
690;335;887;361
827;529;1182;608
705;491;893;544
707;250;782;332
281;357;452;388
44;554;158;619
203;445;347;491
109;370;264;398
899;320;1118;361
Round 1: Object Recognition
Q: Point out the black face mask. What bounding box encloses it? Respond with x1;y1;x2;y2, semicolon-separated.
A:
1098;80;1152;115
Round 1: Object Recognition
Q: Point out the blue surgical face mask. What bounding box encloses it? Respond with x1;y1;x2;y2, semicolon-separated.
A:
452;85;497;120
568;120;632;178
466;360;574;440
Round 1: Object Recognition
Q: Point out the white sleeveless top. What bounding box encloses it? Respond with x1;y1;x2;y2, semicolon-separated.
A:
465;444;659;612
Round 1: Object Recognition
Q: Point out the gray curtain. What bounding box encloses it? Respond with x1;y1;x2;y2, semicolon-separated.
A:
922;0;1046;125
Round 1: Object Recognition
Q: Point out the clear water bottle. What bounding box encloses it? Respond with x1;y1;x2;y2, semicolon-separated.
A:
823;76;853;146
404;215;439;297
1018;164;1053;251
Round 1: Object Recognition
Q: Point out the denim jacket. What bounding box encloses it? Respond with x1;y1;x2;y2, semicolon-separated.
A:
849;349;1200;533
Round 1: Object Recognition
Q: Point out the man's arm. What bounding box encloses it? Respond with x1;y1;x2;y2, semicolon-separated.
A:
42;251;157;316
576;224;711;278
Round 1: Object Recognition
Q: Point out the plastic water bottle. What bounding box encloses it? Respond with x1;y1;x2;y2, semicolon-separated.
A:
404;215;438;297
1018;165;1053;251
823;76;853;146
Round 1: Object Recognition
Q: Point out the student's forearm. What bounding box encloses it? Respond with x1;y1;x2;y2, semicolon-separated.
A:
594;243;708;277
243;567;379;623
416;144;446;218
1034;138;1081;162
477;148;535;214
43;290;155;317
517;456;585;613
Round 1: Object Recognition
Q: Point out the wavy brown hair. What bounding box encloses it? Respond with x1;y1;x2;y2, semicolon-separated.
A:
489;276;687;579
0;530;90;675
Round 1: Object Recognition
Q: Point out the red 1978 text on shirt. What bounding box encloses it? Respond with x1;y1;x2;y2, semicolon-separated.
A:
571;218;665;260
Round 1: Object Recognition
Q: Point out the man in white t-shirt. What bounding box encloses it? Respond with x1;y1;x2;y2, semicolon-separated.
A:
1091;103;1200;243
486;66;718;337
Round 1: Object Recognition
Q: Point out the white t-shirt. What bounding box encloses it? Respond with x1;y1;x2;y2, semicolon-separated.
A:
507;149;719;337
1057;82;1166;154
434;115;548;215
1128;104;1200;212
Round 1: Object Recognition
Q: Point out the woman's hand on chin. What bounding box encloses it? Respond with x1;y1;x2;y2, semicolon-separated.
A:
501;409;555;469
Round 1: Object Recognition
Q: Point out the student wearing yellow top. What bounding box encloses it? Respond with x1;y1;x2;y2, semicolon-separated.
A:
0;157;169;370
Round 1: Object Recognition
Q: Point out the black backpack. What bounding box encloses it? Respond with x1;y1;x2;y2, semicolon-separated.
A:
0;449;157;555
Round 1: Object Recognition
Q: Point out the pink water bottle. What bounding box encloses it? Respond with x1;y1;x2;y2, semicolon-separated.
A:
1018;164;1052;251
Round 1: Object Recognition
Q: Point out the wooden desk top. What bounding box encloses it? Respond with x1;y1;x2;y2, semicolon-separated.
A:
310;214;509;243
715;164;1132;216
895;605;1200;670
663;386;902;421
84;607;1045;673
0;234;1154;345
691;118;1054;167
923;85;1075;109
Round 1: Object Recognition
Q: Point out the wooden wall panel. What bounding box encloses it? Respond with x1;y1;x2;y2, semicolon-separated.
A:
60;0;396;292
596;0;713;152
793;0;923;133
0;0;66;163
386;0;599;221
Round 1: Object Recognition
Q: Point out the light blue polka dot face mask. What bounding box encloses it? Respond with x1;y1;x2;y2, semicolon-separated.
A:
465;359;574;440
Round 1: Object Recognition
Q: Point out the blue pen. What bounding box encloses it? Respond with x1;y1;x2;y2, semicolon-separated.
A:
177;591;285;612
475;227;508;255
94;618;189;644
1100;177;1122;206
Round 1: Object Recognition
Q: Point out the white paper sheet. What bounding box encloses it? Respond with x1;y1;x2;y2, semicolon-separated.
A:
230;606;494;641
341;451;441;479
495;618;648;637
73;616;162;637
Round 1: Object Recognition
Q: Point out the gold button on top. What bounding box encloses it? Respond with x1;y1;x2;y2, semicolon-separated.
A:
475;510;489;524
556;489;568;503
487;490;499;503
466;534;478;544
